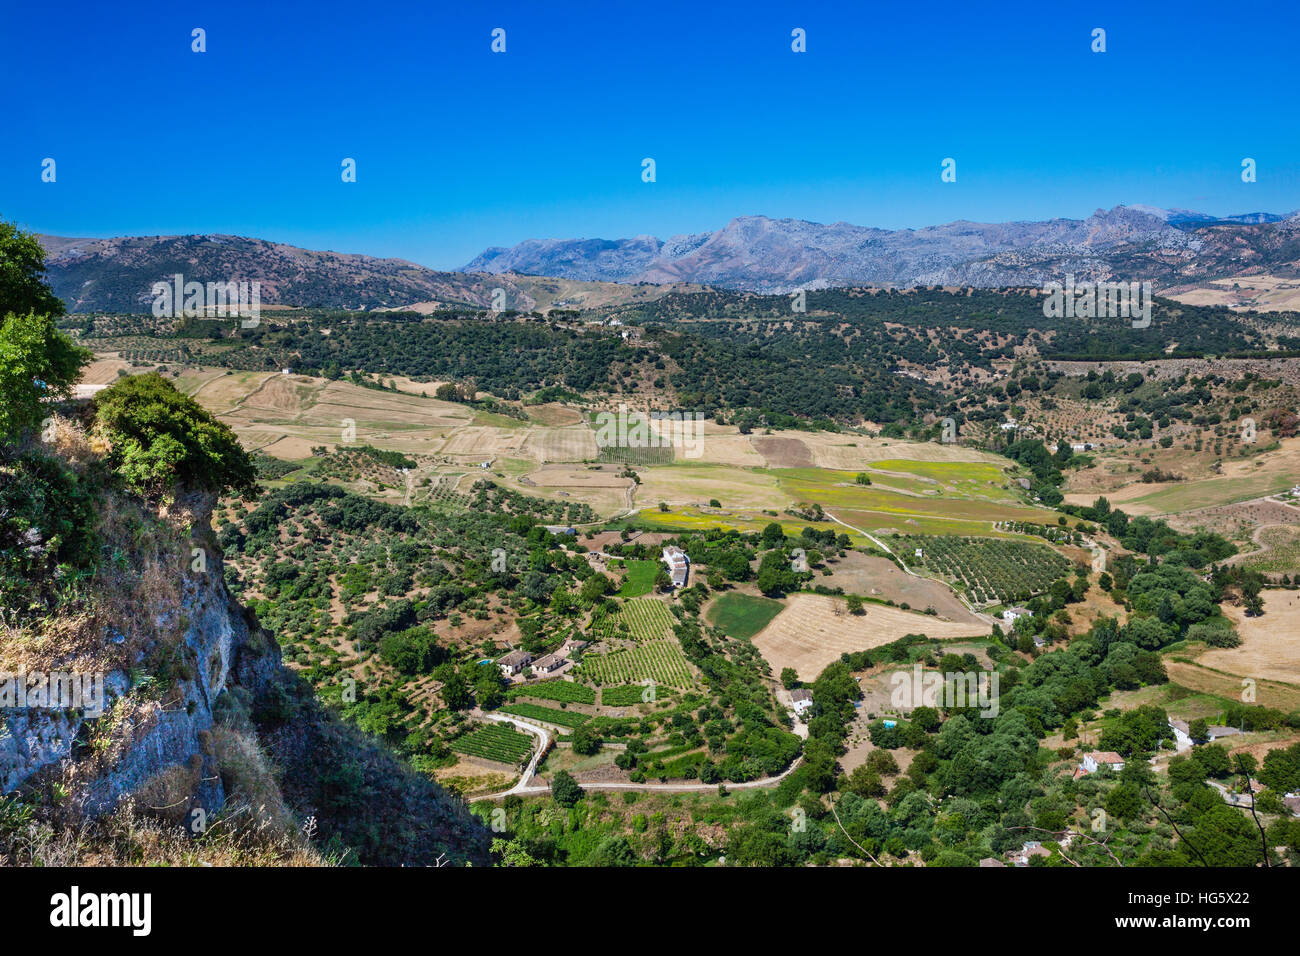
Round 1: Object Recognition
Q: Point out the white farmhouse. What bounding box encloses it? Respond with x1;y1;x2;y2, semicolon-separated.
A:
662;545;689;588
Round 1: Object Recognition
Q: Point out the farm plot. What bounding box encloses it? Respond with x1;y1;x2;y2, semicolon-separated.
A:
499;702;590;729
706;593;785;640
1209;591;1300;686
752;593;991;681
590;598;677;642
507;680;596;705
450;723;534;765
907;535;1072;605
579;640;694;688
617;560;661;597
600;684;661;706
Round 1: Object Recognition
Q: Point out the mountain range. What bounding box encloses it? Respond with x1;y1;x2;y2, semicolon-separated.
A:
460;206;1300;293
37;205;1300;313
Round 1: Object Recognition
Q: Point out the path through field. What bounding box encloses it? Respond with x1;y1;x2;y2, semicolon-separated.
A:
824;510;994;624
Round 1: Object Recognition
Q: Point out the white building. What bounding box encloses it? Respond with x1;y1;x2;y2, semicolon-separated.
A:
1002;606;1032;626
497;650;533;677
662;545;689;588
1081;751;1125;774
790;688;814;715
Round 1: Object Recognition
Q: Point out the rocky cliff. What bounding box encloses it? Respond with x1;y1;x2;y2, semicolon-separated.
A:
1;440;492;866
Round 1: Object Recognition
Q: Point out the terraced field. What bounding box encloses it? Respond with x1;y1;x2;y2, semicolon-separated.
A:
450;723;534;765
579;640;694;688
499;702;590;729
589;598;677;642
507;680;596;705
600;684;659;706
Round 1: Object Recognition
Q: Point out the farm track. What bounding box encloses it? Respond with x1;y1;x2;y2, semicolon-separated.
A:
1219;496;1300;567
823;511;997;625
480;710;810;801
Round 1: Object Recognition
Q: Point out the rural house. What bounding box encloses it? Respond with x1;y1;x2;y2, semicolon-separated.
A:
662;545;690;588
1080;751;1125;775
497;650;534;677
790;688;814;715
559;639;588;659
1206;726;1244;742
531;654;564;675
1002;606;1031;626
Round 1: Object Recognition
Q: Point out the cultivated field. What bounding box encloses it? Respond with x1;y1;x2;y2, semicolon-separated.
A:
589;599;677;642
578;640;694;688
751;593;992;681
818;551;983;623
705;593;786;640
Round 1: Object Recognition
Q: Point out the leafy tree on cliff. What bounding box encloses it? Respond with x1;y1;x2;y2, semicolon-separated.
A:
0;222;90;443
93;373;257;498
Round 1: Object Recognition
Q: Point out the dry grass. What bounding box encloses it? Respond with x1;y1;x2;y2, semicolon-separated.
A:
0;795;325;867
1205;591;1300;686
751;593;991;681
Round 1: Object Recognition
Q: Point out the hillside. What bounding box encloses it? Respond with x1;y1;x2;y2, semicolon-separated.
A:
38;234;706;315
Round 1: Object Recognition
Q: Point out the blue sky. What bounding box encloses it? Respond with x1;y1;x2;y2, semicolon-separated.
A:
3;0;1298;269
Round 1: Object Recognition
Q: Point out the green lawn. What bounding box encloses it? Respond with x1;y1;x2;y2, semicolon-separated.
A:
618;559;661;597
706;592;786;640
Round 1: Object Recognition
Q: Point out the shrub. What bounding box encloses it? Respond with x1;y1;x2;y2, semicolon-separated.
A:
0;451;99;611
93;373;256;497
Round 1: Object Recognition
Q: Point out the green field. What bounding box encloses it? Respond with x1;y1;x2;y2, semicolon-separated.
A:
637;460;1063;540
451;723;534;765
705;593;785;640
600;684;660;706
1125;472;1298;514
579;640;694;688
499;702;591;728
617;560;661;597
590;598;677;642
507;679;596;705
907;534;1073;605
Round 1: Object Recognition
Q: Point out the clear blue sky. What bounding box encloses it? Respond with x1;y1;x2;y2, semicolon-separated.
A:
4;0;1297;269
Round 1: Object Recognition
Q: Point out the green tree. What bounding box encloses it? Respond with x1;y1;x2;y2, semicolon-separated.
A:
0;221;65;318
0;311;91;443
551;770;584;807
93;373;257;497
571;723;601;756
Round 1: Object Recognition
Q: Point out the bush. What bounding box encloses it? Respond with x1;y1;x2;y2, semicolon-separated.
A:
93;373;256;497
0;451;99;611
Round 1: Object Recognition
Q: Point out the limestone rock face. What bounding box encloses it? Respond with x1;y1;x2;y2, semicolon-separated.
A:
0;506;279;818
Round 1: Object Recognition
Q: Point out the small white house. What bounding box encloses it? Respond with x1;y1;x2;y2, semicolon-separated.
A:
531;654;564;675
1002;606;1032;626
790;688;814;715
1081;751;1125;774
497;650;533;677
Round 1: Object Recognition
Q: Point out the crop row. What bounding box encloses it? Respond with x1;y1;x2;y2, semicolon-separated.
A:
450;723;534;765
